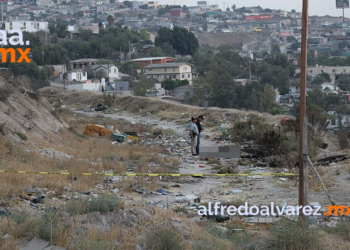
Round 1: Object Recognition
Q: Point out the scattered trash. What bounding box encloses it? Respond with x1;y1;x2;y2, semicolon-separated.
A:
279;178;289;182
95;104;107;111
202;213;229;222
280;201;287;212
175;195;198;203
245;217;281;224
84;124;114;138
157;189;167;195
231;189;244;194
112;133;127;143
31;197;44;204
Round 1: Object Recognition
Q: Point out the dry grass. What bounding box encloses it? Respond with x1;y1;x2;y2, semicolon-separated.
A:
0;111;180;201
43;92;291;128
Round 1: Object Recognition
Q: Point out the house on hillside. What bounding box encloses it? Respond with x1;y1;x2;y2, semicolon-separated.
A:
170;8;186;18
279;94;294;104
90;64;119;80
60;70;88;82
71;58;113;70
129;57;176;68
144;62;194;83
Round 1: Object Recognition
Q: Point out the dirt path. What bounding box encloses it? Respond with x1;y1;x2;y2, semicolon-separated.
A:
75;111;222;204
74;111;350;209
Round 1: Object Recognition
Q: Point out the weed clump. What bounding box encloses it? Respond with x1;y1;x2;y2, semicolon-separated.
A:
268;219;323;250
143;225;185;250
66;195;121;215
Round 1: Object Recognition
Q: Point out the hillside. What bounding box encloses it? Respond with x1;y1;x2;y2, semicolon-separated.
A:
196;32;270;47
0;86;349;250
0;80;65;144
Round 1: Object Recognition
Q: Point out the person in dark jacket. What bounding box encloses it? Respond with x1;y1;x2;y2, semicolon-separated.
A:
196;115;204;155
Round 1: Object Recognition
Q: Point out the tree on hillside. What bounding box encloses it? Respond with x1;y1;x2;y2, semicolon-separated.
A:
48;22;68;38
139;29;150;41
79;29;93;41
120;62;141;75
261;84;276;112
161;79;189;90
130;75;155;96
155;27;173;47
278;85;290;95
312;72;331;85
155;26;199;56
271;44;281;54
7;62;49;89
107;15;115;27
149;47;166;57
185;77;213;107
338;75;350;90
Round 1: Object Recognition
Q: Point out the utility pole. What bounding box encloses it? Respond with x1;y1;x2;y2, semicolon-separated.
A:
299;0;309;228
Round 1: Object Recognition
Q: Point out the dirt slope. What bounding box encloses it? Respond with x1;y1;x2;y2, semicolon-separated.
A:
0;79;65;143
196;32;267;47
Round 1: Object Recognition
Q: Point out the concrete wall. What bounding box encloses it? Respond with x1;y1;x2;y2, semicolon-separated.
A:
67;83;101;91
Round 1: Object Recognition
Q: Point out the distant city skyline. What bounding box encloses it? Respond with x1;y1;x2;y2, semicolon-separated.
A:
160;0;349;18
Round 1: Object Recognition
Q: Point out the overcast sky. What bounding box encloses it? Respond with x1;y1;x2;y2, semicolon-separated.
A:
162;0;348;18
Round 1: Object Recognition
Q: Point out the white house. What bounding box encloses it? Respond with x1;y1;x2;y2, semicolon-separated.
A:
60;71;88;82
4;21;48;33
90;64;119;80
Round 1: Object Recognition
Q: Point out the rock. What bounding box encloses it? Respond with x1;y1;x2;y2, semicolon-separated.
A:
3;234;11;239
20;237;50;250
231;189;244;194
215;225;228;233
36;148;73;160
101;215;107;227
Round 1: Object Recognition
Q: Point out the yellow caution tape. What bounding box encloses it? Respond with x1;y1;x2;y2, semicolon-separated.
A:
0;170;311;178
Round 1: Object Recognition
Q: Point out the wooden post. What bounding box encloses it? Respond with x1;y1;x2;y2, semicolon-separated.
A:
302;117;309;228
299;0;309;227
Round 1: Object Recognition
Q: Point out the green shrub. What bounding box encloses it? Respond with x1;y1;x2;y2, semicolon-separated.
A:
38;209;61;243
74;237;113;250
0;83;13;102
144;225;185;250
268;219;323;250
15;132;28;141
66;195;120;215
